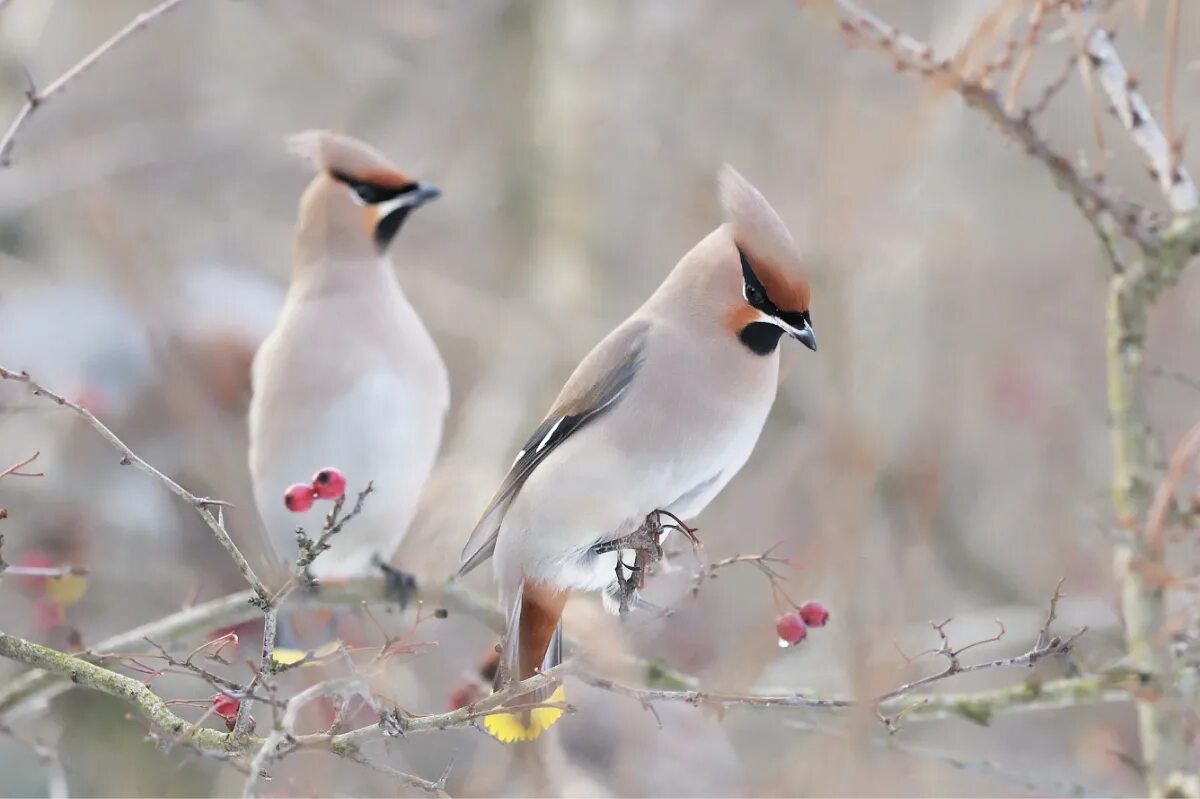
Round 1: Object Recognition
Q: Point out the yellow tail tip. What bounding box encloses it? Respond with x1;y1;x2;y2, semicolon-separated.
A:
270;640;341;667
482;685;566;743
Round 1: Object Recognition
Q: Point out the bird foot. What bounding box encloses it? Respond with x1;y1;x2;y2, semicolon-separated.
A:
372;555;417;608
649;509;701;549
596;511;690;614
593;512;668;559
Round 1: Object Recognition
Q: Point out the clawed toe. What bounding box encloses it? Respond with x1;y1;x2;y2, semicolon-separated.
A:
373;555;418;608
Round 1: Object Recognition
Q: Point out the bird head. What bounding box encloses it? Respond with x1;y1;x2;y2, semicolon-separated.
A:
287;130;440;259
718;165;816;354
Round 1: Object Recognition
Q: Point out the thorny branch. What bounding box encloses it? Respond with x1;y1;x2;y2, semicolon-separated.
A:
0;365;272;606
0;0;191;166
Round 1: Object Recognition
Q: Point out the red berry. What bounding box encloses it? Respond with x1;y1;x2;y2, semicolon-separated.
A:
212;693;240;720
798;601;830;628
311;467;347;500
776;612;807;646
283;483;315;512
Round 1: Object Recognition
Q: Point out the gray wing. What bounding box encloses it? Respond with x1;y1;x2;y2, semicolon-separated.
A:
458;319;651;575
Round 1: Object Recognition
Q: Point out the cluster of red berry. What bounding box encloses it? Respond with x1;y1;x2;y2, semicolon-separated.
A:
282;467;347;512
776;600;829;646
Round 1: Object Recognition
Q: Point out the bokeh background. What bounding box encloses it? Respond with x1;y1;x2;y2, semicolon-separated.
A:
2;1;1199;796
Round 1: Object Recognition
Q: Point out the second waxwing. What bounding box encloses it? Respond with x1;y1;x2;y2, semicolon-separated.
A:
458;166;817;742
248;131;449;659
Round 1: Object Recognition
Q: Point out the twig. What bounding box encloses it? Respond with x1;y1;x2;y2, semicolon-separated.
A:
1150;365;1200;393
0;0;191;166
295;483;375;582
1066;5;1199;214
1144;421;1200;558
821;0;1159;251
1004;0;1048;113
0;451;43;479
876;629;1077;706
1163;0;1183;181
1025;50;1079;120
0;565;88;579
342;750;452;798
124;638;276;712
0;533;87;580
234;607;279;735
243;679;364;798
573;670;851;711
0;366;272;606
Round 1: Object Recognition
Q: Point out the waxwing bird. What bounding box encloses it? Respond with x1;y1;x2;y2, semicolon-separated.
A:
459;166;817;742
249;131;449;660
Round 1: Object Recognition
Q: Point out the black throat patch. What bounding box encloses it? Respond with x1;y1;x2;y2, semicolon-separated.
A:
375;207;412;250
738;321;785;355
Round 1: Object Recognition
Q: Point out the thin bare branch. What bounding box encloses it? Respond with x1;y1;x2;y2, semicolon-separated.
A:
820;0;1160;251
1066;6;1199;214
0;365;272;605
0;0;191;166
1151;365;1200;393
876;622;1083;707
0;451;43;479
1005;0;1049;112
1144;421;1200;557
1163;0;1182;171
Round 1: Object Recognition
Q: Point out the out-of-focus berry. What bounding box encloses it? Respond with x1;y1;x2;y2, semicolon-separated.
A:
776;612;807;647
798;600;830;628
213;693;240;721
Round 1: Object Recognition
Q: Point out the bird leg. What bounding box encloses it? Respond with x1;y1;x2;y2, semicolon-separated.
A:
372;555;417;608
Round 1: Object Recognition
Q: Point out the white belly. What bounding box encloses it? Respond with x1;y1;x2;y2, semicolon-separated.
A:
251;370;444;579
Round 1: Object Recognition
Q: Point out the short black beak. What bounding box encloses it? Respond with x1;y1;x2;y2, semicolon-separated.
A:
411;183;441;207
792;324;817;352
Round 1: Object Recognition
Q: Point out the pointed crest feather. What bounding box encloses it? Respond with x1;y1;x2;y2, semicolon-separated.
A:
717;164;798;258
717;164;810;311
284;129;410;184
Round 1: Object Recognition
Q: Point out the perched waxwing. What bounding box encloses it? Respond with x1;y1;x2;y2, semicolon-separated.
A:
249;131;449;661
459;166;817;742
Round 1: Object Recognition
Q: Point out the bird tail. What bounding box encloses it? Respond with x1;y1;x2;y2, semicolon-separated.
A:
270;609;344;667
482;581;568;743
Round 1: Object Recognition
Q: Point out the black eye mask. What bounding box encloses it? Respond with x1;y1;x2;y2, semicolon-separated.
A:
330;170;418;205
737;247;813;354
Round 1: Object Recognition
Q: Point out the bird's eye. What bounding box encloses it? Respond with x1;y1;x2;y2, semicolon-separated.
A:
744;282;765;306
353;183;384;204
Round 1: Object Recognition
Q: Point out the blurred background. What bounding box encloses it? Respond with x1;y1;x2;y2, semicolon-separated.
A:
1;1;1199;796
